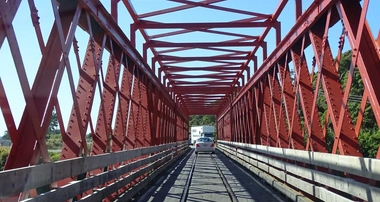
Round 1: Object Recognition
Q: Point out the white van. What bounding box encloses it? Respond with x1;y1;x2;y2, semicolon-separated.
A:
190;126;214;144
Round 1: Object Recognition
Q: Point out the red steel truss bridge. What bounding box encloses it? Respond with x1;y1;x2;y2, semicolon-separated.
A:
0;0;380;201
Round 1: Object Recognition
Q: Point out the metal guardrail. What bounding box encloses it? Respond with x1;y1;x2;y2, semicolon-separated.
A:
217;140;380;202
0;141;189;201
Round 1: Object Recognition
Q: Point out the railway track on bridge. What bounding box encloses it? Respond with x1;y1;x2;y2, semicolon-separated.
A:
180;152;238;202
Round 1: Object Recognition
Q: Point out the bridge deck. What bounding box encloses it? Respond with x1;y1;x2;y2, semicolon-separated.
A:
135;149;284;202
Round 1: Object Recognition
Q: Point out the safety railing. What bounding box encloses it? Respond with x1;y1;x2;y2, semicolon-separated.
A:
217;140;380;202
0;141;189;201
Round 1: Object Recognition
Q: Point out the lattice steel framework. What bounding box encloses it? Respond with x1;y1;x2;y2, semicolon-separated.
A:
119;0;290;115
0;0;380;201
0;0;188;200
217;0;380;157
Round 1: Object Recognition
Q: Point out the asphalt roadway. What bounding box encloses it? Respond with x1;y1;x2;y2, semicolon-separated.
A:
134;147;286;202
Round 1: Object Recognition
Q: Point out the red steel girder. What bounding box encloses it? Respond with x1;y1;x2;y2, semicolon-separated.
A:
226;0;287;90
188;111;218;114
138;0;224;18
171;82;231;86
187;106;219;108
172;87;235;92
228;0;339;107
124;0;286;113
183;101;221;104
181;99;223;102
268;67;289;147
290;41;327;153
0;80;17;144
170;0;271;18
113;59;132;151
148;12;266;40
185;104;220;107
85;0;186;118
180;95;224;98
336;0;380;133
151;26;260;41
60;39;102;162
169;74;236;79
156;37;255;54
150;26;261;40
218;0;380;160
3;2;81;170
1;2;192;201
308;10;360;156
277;56;304;150
122;0;184;105
134;20;278;29
164;67;241;73
157;55;249;61
247;90;255;144
148;40;261;48
182;102;221;104
124;1;243;109
260;76;274;146
170;79;233;83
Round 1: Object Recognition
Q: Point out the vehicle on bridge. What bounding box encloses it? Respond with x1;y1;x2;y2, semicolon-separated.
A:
190;126;215;145
194;137;215;154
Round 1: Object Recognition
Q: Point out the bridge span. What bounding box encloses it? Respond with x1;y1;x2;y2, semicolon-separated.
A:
0;0;380;201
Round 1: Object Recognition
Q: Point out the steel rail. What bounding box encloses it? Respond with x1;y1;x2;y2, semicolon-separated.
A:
211;153;239;202
180;153;197;202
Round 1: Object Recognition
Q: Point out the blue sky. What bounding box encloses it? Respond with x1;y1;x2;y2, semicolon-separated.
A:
0;0;379;137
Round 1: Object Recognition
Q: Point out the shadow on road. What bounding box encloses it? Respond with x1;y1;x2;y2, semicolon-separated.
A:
214;150;285;202
135;148;193;202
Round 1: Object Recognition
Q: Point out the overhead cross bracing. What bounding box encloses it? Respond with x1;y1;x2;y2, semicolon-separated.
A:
123;0;288;115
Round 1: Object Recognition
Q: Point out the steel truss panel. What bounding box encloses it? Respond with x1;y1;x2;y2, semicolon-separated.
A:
123;0;285;113
217;2;380;197
1;0;379;200
218;0;380;160
0;0;188;200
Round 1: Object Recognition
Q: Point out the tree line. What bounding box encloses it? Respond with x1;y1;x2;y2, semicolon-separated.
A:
189;115;216;128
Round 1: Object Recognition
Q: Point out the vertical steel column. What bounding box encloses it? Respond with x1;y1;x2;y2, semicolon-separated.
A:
295;0;302;20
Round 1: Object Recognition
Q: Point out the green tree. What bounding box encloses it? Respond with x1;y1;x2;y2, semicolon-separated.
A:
189;115;216;127
1;131;10;140
0;147;10;170
358;130;380;157
48;109;60;134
